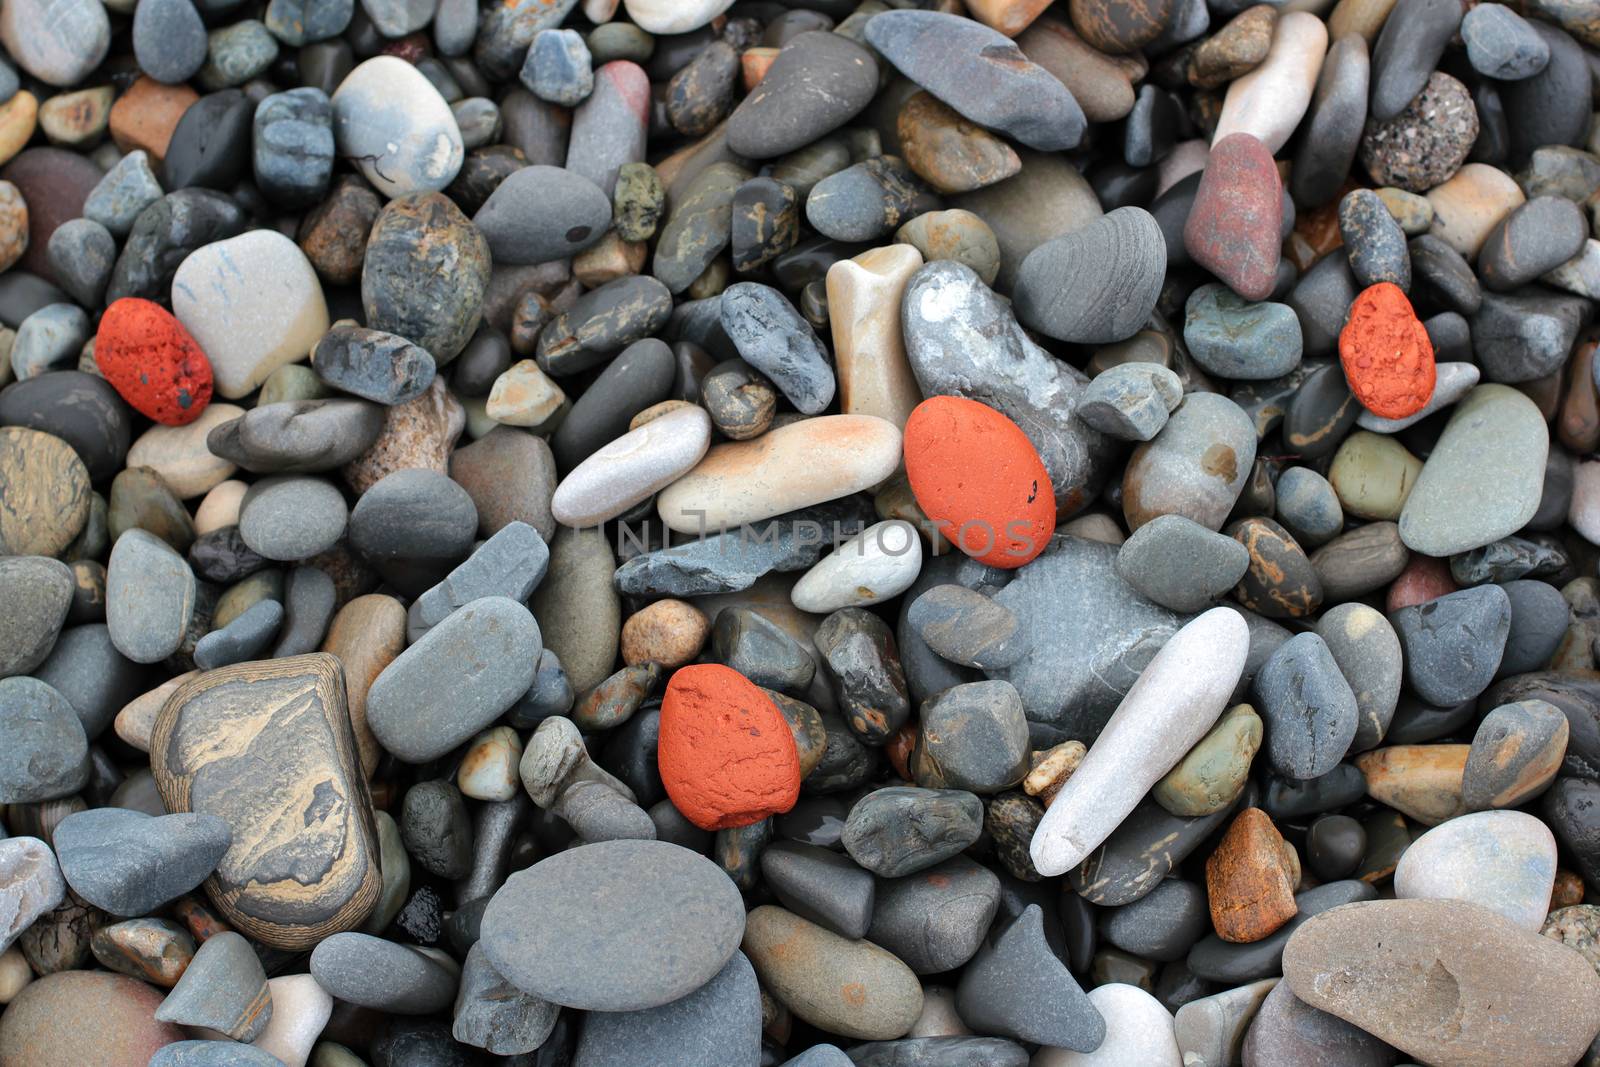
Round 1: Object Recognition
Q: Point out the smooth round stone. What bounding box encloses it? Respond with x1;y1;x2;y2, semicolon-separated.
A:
897;91;1020;195
725;32;877;159
1338;188;1410;290
906;586;1025;671
1329;431;1422;522
196;21;278;90
1211;11;1327;154
1463;4;1550;80
0;0;109;87
1305;814;1366;882
1502;21;1591;162
363;193;491;367
1101;879;1210;962
53;808;231;917
792;520;922;614
744;905;923;1041
1123;392;1256;534
1479;196;1588;292
1399;385;1548;556
472;165;610;265
658;414;900;533
1355;743;1470;825
1014;207;1163;345
895;210;1000;287
551;404;710;528
1253;632;1359;780
331;57;463;198
209;400;383;475
530;526;618;695
1033;983;1180;1066
1463;699;1568;810
238;476;348;561
106;528;196;664
1183;285;1302;380
865;854;997;971
171;230;328;401
309;932;457;1014
1425;163;1525;259
0;971;181;1066
805;156;939;245
0;555;72;678
11;304;88;381
1391;584;1511;706
1274;467;1343;547
651;162;748;296
1153;703;1261;817
866;10;1085;152
0;677;87;802
574;950;760;1067
1114;514;1250;614
1282;898;1600;1067
1369;0;1462;120
1394;810;1556;931
158;89;252;193
622;0;731;33
480;839;744;1011
1498;578;1568;676
45;219;113;310
367;596;538;763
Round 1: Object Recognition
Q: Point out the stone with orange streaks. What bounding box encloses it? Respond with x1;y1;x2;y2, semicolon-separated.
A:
1354;744;1470;825
1205;807;1298;943
1228;516;1322;619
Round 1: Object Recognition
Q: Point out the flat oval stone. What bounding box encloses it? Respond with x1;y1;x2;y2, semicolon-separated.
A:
1015;207;1164;345
106;528;196;664
1478;195;1588;293
552;404;711;528
171;230;329;401
1394;810;1556;931
1316;603;1401;753
726;32;877;159
0;555;72;678
744;904;923;1041
0;0;109;87
1282;898;1600;1067
150;654;381;950
1123;392;1257;533
1369;0;1461;121
367;596;540;763
54;808;231;918
238;476;348;562
331;56;463;198
1032;608;1249;878
362;192;491;366
308;931;457;1014
1399;384;1549;556
480;839;744;1010
472;165;610;265
657;414;901;533
1290;34;1369;209
866;10;1086;152
1183;284;1302;380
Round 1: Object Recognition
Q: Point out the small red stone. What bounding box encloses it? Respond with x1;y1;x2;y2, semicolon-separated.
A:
1183;132;1282;302
1385;553;1456;613
658;663;802;831
1340;282;1436;420
95;297;213;426
903;396;1055;569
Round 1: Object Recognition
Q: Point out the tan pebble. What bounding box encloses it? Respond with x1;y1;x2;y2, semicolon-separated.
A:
1328;0;1397;41
1024;740;1088;805
827;244;925;430
1355;744;1470;825
486;359;567;431
0;179;27;273
124;404;244;498
457;725;523;802
0;91;37;167
321;594;405;779
0;946;32;1004
194;479;249;534
342;376;465;494
741;48;778;92
114;672;196;752
1016;19;1135;124
630;399;696;430
572;231;647;287
964;0;1056;35
621;598;711;669
1058;511;1126;544
1426;162;1526;260
38;86;113;147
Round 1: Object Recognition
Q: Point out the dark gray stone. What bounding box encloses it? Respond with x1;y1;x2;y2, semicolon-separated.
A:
912;681;1029;794
907;585;1027;670
313;325;436;406
237;475;348;562
30;623;139;739
1479;196;1588;292
270;564;335;657
1186;880;1377;983
53;807;231;916
1242;975;1398;1067
720;282;835;415
451;942;559;1055
1290;34;1370;209
1498;578;1569;677
815;607;910;746
309;931;458;1013
1338;187;1410;290
867;854;1000;974
207;399;385;475
1369;0;1463;121
132;0;207;84
760;840;874;940
1069;798;1237;907
252;87;334;209
401;779;474;879
1462;3;1550;80
45;218;114;310
1253;632;1359;780
805;156;940;244
955;905;1104;1050
193;598;283;670
1390;584;1512;705
1183;284;1303;380
725;32;878;159
550;337;675;470
407;521;548;643
472;165;610;265
711;606;815;694
537;274;675;377
1471;288;1588;384
841;786;983;877
574;950;761;1067
1015;207;1164;345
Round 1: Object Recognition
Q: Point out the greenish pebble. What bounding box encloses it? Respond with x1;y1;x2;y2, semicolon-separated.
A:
198;19;279;90
364;809;411;935
587;22;654;64
613;162;665;243
108;467;195;553
212;569;283;630
259;363;333;405
310;1041;369;1067
1152;704;1262;817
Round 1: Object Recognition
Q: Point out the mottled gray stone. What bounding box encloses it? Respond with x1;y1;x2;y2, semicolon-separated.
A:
309;931;458;1013
1390;584;1512;705
1115;514;1251;613
1253;632;1359;780
53;808;231;917
0;555;72;678
408;521;548;642
866;855;999;974
452;943;559;1055
841;786;984;877
106;528;196;664
0;677;88;803
720;283;835;415
1015;207;1165;344
154;931;271;1040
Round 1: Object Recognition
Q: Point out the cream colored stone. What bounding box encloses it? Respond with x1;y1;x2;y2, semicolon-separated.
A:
37;85;113;147
1426;163;1527;260
1327;0;1397;41
790;519;923;613
909;985;972;1038
172;230;329;399
1570;460;1600;545
252;974;333;1067
827;245;925;431
965;0;1055;35
194;479;248;534
125;403;244;498
657;414;903;533
457;726;523;802
0;945;32;1004
621;0;733;33
114;672;196;752
1212;12;1328;154
486;359;567;429
552;404;711;528
1157;139;1209;196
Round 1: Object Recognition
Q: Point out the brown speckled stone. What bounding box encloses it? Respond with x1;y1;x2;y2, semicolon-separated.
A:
1189;5;1276;89
1544;904;1600;975
1206;806;1298;943
621;598;711;669
1360;71;1478;194
297;175;382;287
342;376;465;495
0;971;182;1065
897;91;1021;195
1069;0;1174;54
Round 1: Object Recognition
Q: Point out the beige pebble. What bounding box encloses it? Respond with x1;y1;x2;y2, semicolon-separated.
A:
1328;430;1423;521
194;479;249;534
630;399;696;431
486;359;567;430
0;179;27;273
0;91;37;167
1024;740;1088;805
457;726;523;802
573;231;647;287
1426;162;1526;260
1212;11;1328;153
1327;0;1397;40
827;244;925;431
621;598;711;669
0;946;32;1004
1157;138;1209;195
1059;511;1126;544
125;403;245;498
251;974;333;1067
321;593;405;779
38;85;113;147
658;414;902;533
114;672;197;752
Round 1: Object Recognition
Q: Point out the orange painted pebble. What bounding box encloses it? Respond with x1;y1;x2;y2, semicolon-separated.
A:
95;297;214;426
903;395;1055;569
1338;282;1436;420
658;663;802;831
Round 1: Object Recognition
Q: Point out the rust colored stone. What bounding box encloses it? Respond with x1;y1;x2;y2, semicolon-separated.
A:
1340;282;1437;419
1559;339;1600;453
1354;744;1470;826
1553;868;1586;909
1384;552;1457;613
1205;806;1299;943
108;77;198;162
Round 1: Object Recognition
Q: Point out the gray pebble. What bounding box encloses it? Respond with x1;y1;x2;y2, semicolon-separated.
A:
0;554;72;678
907;585;1027;670
451;943;559;1055
270;564;335;657
154;931;270;1041
1390;584;1512;705
408;521;548;642
1463;3;1551;80
759;840;875;940
401;779;474;879
472;165;611;265
83;151;165;238
1338;187;1410;290
1252;632;1359;780
1076;363;1182;442
1498;577;1568;677
0;677;88;803
1183;284;1303;381
193;598;283;670
132;0;207;84
1014;207;1166;345
842;786;984;877
956;904;1104;1050
45;219;115;310
237;475;349;561
866;855;999;974
310;931;459;1013
32;623;144;738
12;304;90;381
720;282;835;415
313;325;436;406
523;28;593;106
1316;603;1402;754
1115;513;1251;614
252;87;335;209
53;807;231;917
106;528;196;664
912;681;1030;793
574;950;761;1067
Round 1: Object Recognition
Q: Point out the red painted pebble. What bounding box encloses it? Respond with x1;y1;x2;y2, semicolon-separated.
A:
903;395;1055;569
658;663;802;831
94;297;214;426
1339;281;1436;420
1183;132;1282;302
